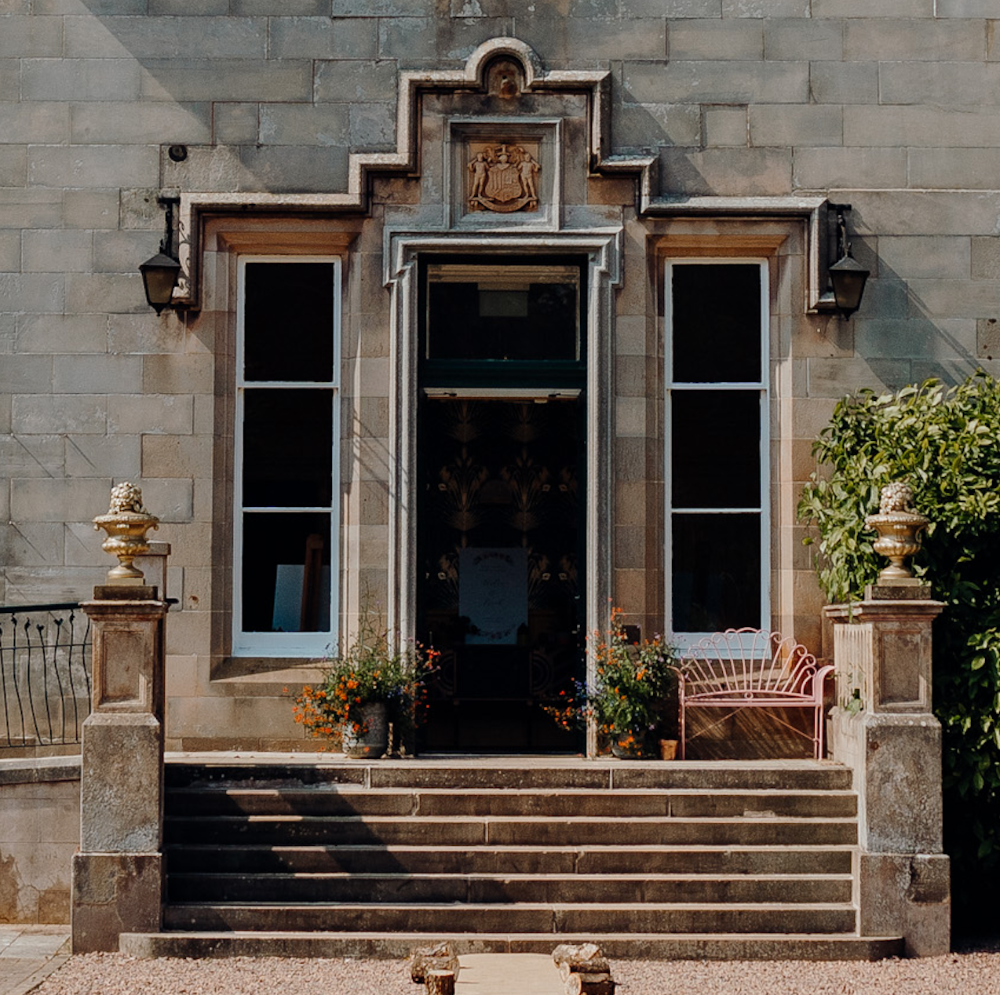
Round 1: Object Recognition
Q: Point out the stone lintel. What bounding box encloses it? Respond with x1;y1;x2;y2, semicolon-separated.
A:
857;852;950;958
72;852;162;954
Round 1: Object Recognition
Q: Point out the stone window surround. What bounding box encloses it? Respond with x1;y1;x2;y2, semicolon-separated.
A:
650;221;815;646
199;220;362;668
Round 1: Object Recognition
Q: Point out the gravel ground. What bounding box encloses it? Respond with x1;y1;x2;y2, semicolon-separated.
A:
31;955;414;995
615;949;1000;995
29;946;1000;995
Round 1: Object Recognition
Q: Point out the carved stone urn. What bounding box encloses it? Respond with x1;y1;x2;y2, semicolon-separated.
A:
864;481;929;584
93;482;160;583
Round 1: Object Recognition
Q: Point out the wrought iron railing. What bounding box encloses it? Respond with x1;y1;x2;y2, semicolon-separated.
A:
0;603;92;749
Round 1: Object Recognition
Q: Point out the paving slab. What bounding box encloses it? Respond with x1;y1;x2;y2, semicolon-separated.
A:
0;928;70;995
456;954;564;995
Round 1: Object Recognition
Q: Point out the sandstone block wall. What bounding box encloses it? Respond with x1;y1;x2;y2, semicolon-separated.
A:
0;760;79;925
1;3;998;744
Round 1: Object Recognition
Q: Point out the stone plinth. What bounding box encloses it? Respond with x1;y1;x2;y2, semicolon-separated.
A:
73;594;168;954
825;588;949;956
72;852;162;954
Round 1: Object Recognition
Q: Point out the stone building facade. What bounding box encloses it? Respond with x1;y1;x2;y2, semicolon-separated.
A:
2;2;998;753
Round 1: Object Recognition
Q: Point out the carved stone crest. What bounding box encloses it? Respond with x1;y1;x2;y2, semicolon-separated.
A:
467;142;540;213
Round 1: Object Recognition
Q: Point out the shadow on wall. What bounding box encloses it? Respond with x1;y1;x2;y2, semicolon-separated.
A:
852;247;985;391
68;6;531;199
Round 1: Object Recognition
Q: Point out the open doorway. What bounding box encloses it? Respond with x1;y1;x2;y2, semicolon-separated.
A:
415;257;587;752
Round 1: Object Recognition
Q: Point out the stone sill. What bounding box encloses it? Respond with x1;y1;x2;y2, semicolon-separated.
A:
211;656;327;688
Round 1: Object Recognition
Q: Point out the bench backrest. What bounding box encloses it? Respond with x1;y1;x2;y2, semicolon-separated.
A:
677;627;819;701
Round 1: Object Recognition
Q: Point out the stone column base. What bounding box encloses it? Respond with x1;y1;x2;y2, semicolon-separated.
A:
858;852;950;957
71;852;162;953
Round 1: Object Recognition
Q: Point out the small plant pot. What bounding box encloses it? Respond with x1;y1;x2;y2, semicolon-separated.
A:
341;702;389;759
659;739;679;761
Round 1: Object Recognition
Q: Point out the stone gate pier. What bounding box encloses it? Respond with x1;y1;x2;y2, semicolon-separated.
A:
72;486;169;954
825;582;949;957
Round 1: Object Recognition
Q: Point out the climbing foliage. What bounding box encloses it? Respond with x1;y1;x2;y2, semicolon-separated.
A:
797;373;1000;917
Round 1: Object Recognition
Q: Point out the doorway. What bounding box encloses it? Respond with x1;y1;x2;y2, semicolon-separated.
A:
415;257;588;752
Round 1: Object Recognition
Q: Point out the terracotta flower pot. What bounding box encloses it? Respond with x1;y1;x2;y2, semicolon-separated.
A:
659;739;679;761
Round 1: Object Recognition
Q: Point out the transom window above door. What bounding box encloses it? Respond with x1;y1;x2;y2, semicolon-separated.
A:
421;259;586;391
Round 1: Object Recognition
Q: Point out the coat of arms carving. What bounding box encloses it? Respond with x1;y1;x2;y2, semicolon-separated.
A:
467;142;540;213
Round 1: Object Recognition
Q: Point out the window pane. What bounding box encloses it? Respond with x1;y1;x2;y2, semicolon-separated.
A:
241;513;332;633
427;278;579;361
672;264;761;383
244;262;334;382
671;391;761;509
243;389;333;507
672;513;761;633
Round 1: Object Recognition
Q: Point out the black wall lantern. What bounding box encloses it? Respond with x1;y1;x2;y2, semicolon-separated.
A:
828;203;869;319
139;197;181;314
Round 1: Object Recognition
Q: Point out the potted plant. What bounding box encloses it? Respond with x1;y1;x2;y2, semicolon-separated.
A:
291;606;438;758
546;607;676;758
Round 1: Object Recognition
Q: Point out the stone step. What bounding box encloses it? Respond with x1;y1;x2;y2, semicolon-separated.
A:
164;814;857;847
166;871;853;905
121;930;903;961
159;760;869;957
166;843;854;876
165;760;854;792
166;787;858;819
161;902;858;935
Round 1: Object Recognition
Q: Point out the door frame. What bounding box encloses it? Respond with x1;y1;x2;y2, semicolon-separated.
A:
386;230;622;755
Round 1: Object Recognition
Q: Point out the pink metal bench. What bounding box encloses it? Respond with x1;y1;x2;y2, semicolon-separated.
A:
673;628;834;760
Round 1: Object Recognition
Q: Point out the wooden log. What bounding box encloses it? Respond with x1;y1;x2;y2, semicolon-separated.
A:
409;942;460;983
552;942;603;966
557;958;611;981
553;942;609;979
564;972;615;995
426;969;456;995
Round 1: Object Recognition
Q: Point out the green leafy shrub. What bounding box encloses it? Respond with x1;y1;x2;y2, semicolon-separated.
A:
798;373;1000;921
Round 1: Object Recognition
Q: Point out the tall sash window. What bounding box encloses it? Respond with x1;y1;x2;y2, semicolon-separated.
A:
233;257;340;657
665;260;769;650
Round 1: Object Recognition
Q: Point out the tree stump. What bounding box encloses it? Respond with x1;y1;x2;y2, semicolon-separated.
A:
426;969;456;995
410;942;460;984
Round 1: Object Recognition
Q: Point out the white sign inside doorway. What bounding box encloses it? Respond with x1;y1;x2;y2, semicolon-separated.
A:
459;547;528;645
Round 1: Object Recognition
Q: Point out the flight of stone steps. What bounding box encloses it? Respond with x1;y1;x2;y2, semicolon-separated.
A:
119;757;903;959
